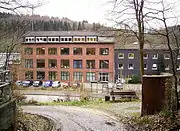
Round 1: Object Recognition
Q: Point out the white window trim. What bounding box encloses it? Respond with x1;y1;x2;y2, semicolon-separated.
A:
164;54;170;59
118;53;124;59
128;64;134;70
128;53;134;59
144;64;147;70
86;37;97;42
165;65;170;71
143;54;148;59
73;37;85;42
177;65;180;71
152;64;157;70
118;64;124;69
177;56;180;60
152;54;158;59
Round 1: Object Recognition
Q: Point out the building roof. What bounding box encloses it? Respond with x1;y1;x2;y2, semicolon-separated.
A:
114;32;175;50
24;31;113;37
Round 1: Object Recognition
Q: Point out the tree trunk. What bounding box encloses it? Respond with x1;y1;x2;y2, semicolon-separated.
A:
140;42;144;82
174;75;179;110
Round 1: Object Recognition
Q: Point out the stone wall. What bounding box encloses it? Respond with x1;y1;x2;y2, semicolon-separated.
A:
0;99;16;130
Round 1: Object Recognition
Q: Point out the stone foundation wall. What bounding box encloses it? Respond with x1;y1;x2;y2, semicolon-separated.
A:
0;99;16;130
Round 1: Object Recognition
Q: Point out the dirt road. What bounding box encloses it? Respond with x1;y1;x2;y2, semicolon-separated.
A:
23;106;127;131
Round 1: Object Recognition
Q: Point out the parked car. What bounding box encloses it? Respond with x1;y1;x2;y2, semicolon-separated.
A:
43;80;53;87
33;80;43;87
52;81;61;88
15;80;22;86
22;80;33;87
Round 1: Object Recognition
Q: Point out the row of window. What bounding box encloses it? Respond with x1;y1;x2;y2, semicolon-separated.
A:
25;47;109;55
25;71;109;81
118;63;180;71
118;53;174;59
25;36;97;43
25;59;109;69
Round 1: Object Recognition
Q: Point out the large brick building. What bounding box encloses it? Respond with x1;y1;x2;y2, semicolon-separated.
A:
20;31;114;83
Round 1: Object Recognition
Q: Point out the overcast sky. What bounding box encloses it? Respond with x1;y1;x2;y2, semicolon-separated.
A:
26;0;110;25
24;0;180;27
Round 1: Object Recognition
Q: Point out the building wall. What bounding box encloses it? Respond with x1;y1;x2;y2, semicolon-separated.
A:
20;43;114;83
114;49;180;82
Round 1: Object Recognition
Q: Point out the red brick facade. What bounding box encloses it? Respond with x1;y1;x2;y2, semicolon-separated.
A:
20;42;114;83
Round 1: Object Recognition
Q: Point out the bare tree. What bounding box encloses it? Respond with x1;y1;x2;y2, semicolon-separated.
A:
0;0;45;70
109;0;157;80
144;0;180;110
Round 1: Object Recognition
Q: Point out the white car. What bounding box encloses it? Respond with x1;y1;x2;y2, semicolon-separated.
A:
52;81;61;88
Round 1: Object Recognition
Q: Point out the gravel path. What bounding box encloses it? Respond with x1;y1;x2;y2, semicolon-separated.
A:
23;106;127;131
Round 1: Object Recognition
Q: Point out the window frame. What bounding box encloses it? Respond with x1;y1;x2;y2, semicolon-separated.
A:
73;72;83;81
48;48;57;55
61;48;69;55
128;53;134;59
24;48;33;55
61;71;70;80
128;64;134;70
99;60;109;69
152;54;158;59
25;59;33;68
73;60;83;69
36;47;45;55
118;64;124;69
118;53;124;59
100;48;109;55
36;59;45;68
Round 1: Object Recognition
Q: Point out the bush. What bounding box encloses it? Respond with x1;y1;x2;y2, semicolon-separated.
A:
128;75;141;84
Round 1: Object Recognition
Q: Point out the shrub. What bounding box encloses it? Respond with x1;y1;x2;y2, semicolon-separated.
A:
128;75;141;84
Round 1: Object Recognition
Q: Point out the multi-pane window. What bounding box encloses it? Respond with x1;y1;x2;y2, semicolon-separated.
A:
48;48;57;55
61;48;69;55
37;71;45;80
86;60;95;69
178;55;180;59
100;48;109;55
49;71;57;81
86;72;96;81
73;48;82;55
177;65;180;70
165;65;170;71
128;64;134;70
118;53;124;59
144;64;147;70
73;60;82;68
73;72;83;81
37;59;45;68
143;53;148;59
25;59;33;68
99;73;109;82
48;59;57;68
152;64;157;70
24;48;33;55
36;47;45;55
164;54;170;59
61;71;70;80
128;53;134;59
61;59;70;68
86;48;95;55
118;64;123;69
99;60;109;69
25;71;33;79
152;54;158;59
